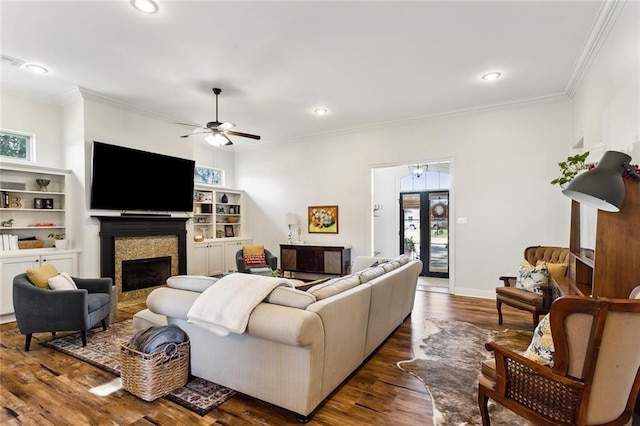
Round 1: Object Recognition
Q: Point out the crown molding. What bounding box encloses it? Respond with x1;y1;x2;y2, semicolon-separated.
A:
235;92;570;151
77;87;197;126
564;0;626;98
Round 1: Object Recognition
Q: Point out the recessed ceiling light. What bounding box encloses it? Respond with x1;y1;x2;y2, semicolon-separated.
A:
24;63;49;74
131;0;159;14
314;107;329;116
481;72;502;81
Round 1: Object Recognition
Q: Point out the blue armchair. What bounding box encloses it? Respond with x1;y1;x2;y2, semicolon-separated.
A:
13;273;112;351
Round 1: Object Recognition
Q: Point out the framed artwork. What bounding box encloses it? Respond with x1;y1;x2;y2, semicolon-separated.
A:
33;198;43;209
225;225;234;237
194;165;224;186
43;198;53;209
308;205;338;234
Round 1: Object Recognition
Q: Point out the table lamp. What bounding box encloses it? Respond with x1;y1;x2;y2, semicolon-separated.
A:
285;213;298;243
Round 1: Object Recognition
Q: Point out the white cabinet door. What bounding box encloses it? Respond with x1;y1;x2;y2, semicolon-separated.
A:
192;244;209;276
192;243;224;276
224;239;252;272
0;256;39;316
207;243;224;275
42;252;78;275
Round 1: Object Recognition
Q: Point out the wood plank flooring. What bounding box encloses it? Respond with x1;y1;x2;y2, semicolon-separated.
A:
0;289;532;425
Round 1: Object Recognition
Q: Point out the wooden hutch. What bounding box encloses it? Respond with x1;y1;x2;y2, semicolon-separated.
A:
553;178;640;298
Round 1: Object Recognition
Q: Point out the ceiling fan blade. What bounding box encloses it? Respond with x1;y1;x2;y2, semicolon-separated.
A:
226;130;261;140
218;122;235;131
176;122;201;128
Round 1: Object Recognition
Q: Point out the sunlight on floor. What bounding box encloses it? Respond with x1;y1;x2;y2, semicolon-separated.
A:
89;378;123;396
417;276;449;293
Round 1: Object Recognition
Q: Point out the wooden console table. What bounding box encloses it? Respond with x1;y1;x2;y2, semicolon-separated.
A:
280;244;351;277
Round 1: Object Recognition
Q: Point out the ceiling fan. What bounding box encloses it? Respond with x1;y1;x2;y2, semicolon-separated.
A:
179;88;261;146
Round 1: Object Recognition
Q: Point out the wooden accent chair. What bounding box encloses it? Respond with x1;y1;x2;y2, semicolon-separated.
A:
496;246;570;328
478;295;640;425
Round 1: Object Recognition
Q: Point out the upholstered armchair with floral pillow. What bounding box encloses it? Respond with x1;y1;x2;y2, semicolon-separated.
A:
235;244;277;275
496;245;569;328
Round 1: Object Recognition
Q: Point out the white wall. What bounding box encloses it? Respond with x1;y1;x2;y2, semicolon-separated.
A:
236;99;573;298
0;91;63;167
571;1;640;159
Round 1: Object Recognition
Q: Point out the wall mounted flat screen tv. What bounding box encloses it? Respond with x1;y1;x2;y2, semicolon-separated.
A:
90;141;195;212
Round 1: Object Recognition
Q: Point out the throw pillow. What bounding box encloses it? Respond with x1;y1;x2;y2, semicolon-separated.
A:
243;244;266;265
26;263;59;289
48;272;78;290
537;260;568;279
515;260;549;294
523;313;554;366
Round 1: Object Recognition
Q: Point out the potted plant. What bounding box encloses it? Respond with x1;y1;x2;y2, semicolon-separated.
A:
550;152;590;187
48;233;68;249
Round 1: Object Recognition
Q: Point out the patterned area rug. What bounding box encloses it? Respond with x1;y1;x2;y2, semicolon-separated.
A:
397;318;534;425
41;319;236;416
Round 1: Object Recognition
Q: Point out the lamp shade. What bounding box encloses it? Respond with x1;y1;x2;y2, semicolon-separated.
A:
284;213;298;225
561;151;631;212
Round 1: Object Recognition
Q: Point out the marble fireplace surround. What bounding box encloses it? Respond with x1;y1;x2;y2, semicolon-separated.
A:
95;216;188;305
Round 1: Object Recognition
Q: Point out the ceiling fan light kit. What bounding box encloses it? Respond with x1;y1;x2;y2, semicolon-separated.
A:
179;88;261;146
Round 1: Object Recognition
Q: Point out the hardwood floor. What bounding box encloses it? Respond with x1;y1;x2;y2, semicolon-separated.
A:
0;289;532;425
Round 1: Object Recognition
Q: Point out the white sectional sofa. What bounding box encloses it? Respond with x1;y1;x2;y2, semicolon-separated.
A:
143;255;422;421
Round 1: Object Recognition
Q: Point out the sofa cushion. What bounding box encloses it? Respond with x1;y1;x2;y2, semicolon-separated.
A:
167;275;218;292
307;274;361;300
266;286;317;309
26;263;59;289
243;244;266;265
523;313;554;366
515;260;549;293
358;266;386;283
48;272;78;290
382;260;402;273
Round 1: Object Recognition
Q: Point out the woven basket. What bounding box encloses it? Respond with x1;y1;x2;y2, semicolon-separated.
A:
120;340;189;402
18;240;45;249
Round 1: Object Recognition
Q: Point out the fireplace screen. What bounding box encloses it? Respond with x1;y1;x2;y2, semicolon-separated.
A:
121;256;172;292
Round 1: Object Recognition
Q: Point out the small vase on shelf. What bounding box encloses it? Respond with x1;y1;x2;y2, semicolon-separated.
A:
221;193;228;204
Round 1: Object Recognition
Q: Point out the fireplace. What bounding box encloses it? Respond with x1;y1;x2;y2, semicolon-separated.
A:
95;216;189;305
122;256;172;292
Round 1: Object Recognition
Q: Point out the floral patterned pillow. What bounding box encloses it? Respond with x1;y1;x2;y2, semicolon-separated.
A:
523;313;554;366
515;260;549;294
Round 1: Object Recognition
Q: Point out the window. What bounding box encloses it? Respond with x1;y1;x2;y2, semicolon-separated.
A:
0;129;35;162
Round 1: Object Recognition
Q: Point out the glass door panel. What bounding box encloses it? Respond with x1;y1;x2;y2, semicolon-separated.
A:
428;192;449;276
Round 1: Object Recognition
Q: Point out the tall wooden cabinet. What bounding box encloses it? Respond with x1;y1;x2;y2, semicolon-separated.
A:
558;179;640;299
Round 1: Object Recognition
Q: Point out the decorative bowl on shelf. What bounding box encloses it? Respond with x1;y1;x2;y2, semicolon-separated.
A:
36;179;51;191
226;216;239;223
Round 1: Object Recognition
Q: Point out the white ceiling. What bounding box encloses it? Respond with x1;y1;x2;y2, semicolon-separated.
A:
1;1;606;146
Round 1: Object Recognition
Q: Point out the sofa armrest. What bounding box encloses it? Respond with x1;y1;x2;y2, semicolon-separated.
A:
246;303;323;346
146;287;199;320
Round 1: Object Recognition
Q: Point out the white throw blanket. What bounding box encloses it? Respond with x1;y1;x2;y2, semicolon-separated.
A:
187;273;294;336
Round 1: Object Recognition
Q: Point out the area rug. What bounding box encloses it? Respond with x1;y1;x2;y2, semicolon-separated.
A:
41;319;236;416
397;318;534;425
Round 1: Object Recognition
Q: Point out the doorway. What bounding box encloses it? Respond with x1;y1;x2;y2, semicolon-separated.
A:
400;191;449;277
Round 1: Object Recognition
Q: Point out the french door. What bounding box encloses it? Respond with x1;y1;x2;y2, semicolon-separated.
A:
399;191;449;277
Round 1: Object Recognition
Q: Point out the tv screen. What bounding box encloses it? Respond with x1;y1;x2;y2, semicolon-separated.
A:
90;141;195;212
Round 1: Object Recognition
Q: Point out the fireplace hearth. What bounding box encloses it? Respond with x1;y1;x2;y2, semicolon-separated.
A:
95;216;189;304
